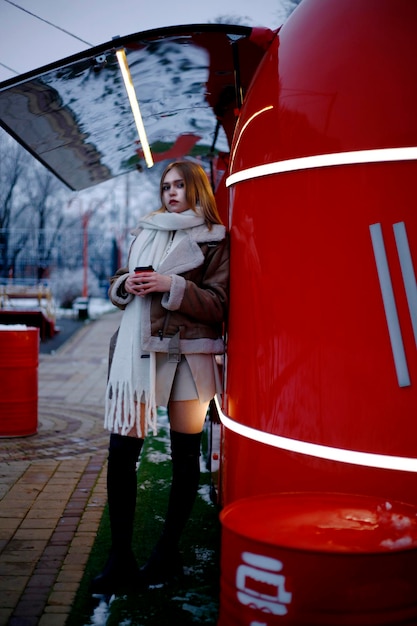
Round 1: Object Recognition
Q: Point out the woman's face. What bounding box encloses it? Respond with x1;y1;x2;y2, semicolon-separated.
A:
162;167;189;213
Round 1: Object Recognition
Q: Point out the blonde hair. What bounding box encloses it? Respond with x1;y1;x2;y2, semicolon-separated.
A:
158;161;223;229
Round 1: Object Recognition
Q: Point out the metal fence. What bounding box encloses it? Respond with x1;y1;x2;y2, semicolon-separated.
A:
0;227;120;289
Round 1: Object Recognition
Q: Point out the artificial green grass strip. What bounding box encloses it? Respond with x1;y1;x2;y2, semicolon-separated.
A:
67;414;221;625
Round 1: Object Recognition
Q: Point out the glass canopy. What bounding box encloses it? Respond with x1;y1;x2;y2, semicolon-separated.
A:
0;24;273;190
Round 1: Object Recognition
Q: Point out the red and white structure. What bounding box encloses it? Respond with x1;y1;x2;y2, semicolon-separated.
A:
219;0;417;509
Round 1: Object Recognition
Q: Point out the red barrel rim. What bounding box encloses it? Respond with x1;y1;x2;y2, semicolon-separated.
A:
220;492;417;555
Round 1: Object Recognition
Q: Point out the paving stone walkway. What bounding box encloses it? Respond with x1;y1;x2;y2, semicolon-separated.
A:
0;311;122;626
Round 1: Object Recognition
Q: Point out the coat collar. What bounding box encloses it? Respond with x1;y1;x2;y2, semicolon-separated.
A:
160;224;225;274
132;222;225;275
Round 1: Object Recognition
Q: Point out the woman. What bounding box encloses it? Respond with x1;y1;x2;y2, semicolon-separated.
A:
91;161;229;595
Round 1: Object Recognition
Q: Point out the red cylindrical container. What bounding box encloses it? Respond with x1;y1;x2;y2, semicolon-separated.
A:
0;326;39;437
222;0;417;509
219;492;417;625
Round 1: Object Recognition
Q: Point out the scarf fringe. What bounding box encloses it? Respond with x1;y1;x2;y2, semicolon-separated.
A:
104;378;157;437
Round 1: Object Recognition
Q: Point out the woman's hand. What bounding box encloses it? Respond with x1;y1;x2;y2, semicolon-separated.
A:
125;271;172;297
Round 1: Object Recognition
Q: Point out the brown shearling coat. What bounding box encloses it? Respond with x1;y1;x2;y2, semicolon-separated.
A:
108;223;229;357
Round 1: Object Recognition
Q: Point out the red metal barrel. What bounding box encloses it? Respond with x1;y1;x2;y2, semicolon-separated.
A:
0;326;39;437
219;492;417;625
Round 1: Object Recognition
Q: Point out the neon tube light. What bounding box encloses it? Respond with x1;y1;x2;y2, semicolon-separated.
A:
226;147;417;187
116;48;154;168
229;106;273;171
214;396;417;473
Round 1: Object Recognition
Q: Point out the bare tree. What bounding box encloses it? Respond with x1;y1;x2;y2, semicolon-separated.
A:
0;130;32;277
210;14;252;25
212;1;303;28
25;164;67;279
0;129;73;280
276;0;304;24
0;128;159;299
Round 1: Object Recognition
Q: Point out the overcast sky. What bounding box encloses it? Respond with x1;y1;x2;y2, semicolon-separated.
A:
0;0;284;83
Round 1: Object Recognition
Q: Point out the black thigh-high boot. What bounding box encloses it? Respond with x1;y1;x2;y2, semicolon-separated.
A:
138;429;202;586
90;433;144;594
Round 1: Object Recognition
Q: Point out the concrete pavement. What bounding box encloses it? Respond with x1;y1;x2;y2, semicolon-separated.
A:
0;310;122;626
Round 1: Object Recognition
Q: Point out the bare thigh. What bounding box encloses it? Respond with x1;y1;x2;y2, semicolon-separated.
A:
168;399;210;434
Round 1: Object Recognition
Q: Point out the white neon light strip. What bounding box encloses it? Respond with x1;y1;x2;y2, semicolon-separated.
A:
370;223;410;387
229;105;273;171
116;48;154;168
214;396;417;473
226;147;417;187
393;221;417;349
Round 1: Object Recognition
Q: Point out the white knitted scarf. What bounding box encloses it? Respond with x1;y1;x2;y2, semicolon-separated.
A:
104;210;205;437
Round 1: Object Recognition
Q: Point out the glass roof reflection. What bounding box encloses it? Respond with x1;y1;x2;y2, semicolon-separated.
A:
0;24;270;190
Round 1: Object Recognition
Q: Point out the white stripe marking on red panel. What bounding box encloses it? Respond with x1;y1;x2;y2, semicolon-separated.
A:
370;223;410;387
393;221;417;349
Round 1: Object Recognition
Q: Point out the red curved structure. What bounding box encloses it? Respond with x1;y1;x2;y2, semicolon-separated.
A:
221;0;417;508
